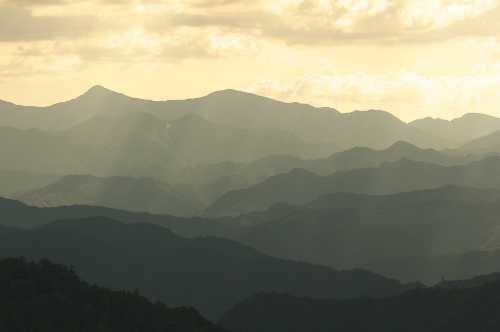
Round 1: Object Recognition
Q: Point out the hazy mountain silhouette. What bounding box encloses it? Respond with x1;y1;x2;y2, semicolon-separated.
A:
219;282;500;332
458;130;500;150
202;156;500;217
0;111;340;175
132;141;491;183
231;200;500;281
0;99;80;131
163;113;340;164
221;185;500;227
0;124;181;175
0;86;339;132
0;170;64;198
0;216;419;320
317;140;494;175
162;89;340;130
409;113;500;142
361;248;500;285
289;109;462;149
14;174;208;216
0;197;233;237
1;86;492;150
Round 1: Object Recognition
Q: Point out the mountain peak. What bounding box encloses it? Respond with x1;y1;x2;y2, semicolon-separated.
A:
457;113;500;121
168;113;213;127
386;140;420;152
81;85;121;97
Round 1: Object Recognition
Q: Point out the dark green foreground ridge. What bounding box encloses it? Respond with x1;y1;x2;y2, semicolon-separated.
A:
219;282;500;332
0;257;227;332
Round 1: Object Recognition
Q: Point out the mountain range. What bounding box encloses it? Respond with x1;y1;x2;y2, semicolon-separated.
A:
10;142;497;217
1;85;499;327
2;86;498;151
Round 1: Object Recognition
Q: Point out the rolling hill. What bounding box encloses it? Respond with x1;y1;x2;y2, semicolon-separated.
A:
458;130;500;151
0;216;419;320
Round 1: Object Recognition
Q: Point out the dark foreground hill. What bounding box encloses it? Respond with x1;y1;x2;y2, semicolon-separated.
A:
0;217;419;320
0;257;227;332
219;281;500;332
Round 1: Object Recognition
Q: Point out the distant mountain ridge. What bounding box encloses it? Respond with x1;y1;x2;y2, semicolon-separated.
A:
202;156;500;218
410;113;500;142
2;86;497;150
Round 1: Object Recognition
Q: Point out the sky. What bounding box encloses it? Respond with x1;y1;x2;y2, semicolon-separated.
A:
0;0;498;122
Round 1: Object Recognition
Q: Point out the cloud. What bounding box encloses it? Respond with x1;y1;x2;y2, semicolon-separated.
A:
1;0;497;46
159;28;266;59
0;4;104;41
2;0;70;6
247;66;500;117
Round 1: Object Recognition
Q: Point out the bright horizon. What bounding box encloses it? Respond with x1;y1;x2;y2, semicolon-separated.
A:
0;0;498;122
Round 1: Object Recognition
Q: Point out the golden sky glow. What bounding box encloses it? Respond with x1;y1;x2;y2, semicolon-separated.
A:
0;0;498;121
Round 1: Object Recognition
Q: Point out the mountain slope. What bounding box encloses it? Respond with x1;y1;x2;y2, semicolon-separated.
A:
459;130;500;150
